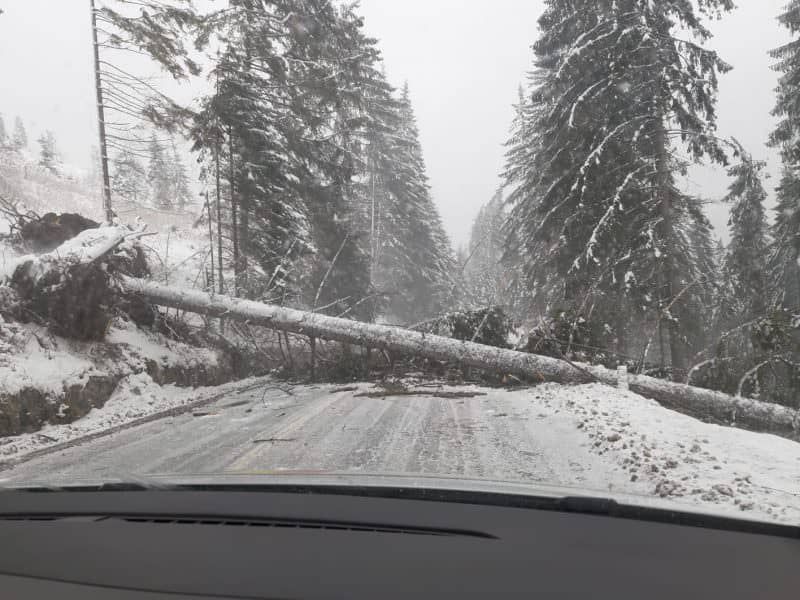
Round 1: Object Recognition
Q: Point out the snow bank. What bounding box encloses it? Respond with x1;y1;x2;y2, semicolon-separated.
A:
511;383;800;524
106;318;219;371
0;374;265;463
0;329;97;396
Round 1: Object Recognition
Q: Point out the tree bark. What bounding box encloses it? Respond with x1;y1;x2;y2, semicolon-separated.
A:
119;275;800;440
206;191;214;292
215;139;225;295
228;126;239;297
651;49;687;374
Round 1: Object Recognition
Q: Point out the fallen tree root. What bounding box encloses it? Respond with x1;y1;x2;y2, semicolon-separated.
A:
119;275;800;440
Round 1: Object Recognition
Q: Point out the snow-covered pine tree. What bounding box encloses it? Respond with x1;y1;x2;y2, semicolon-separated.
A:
98;1;199;79
393;84;455;320
99;1;450;320
722;144;769;319
147;134;172;208
169;142;192;211
11;117;27;151
291;1;387;317
36;130;59;173
190;1;325;299
769;172;800;307
690;147;770;396
112;148;147;204
463;191;506;308
363;82;455;323
354;69;407;313
769;1;800;309
188;0;385;307
504;0;733;371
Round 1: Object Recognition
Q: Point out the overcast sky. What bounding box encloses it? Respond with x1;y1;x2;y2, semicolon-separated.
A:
0;1;792;246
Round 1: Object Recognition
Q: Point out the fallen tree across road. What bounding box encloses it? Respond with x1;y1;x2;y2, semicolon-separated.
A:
119;275;800;441
5;221;797;440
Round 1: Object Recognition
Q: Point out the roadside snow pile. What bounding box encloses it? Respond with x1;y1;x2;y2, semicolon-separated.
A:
520;383;800;524
0;315;233;438
106;318;219;374
0;375;265;464
0;324;98;396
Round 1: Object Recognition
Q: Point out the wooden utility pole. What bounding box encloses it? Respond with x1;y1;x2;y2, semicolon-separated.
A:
90;0;114;223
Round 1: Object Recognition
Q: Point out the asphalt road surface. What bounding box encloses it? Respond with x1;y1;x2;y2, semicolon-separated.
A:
2;383;626;490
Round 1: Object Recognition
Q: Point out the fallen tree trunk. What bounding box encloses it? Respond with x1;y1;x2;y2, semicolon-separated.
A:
120;275;799;440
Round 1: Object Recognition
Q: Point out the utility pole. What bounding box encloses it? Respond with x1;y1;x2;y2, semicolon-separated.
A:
90;0;114;223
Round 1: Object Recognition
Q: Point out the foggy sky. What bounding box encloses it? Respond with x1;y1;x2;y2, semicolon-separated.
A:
0;1;791;247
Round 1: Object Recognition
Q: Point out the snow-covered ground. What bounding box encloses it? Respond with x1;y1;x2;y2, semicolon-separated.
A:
1;379;798;526
526;383;800;524
0;373;266;464
1;315;220;394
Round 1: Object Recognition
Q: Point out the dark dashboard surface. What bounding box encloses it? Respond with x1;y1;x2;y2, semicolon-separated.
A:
0;487;797;599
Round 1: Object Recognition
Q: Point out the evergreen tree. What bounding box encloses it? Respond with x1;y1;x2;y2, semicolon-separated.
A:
112;148;147;203
187;1;384;306
388;84;455;320
147;134;172;208
769;1;800;309
98;1;452;320
692;151;771;397
722;145;769;319
37;130;60;173
11;117;27;151
169;142;192;211
361;82;455;322
463;191;506;308
503;0;733;370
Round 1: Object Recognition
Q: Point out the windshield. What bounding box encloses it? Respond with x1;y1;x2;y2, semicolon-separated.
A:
0;0;798;528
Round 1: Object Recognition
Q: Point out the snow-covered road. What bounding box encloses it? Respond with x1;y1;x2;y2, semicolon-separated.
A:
1;383;626;488
2;381;799;525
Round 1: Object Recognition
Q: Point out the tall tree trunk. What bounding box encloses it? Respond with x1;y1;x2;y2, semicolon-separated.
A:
206;190;215;292
228;126;239;297
655;145;687;372
239;184;249;294
215;138;224;295
652;58;687;374
118;274;800;440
